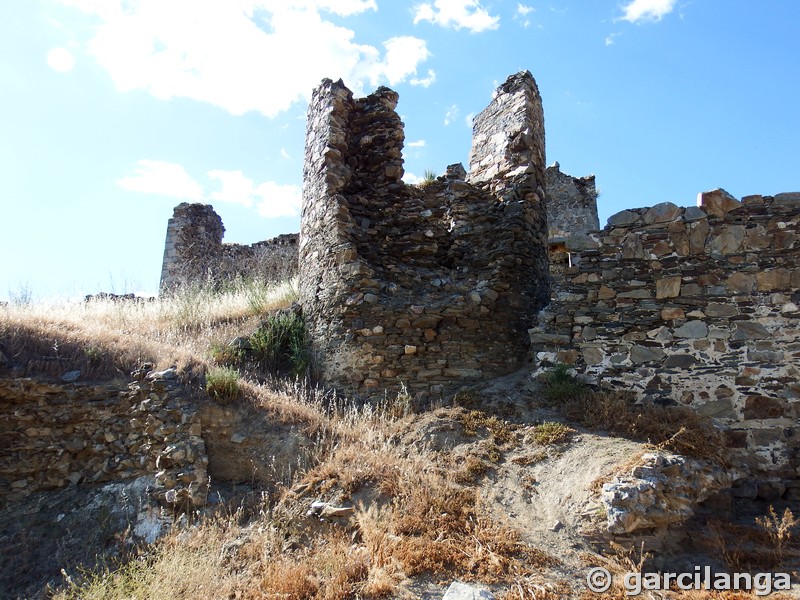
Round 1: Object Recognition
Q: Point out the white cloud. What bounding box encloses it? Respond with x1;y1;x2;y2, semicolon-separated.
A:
620;0;677;23
58;0;431;118
117;160;203;200
280;148;291;159
407;139;426;147
402;171;421;185
207;170;255;208
208;169;301;218
376;37;431;86
444;104;459;125
47;47;75;72
254;181;302;218
517;4;534;16
464;112;475;128
413;0;500;33
410;68;436;88
605;32;621;45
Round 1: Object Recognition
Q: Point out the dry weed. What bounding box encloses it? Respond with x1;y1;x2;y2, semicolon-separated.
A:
561;390;728;464
0;278;296;380
459;410;517;445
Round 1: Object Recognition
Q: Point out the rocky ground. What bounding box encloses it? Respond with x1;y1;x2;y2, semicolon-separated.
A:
2;368;799;599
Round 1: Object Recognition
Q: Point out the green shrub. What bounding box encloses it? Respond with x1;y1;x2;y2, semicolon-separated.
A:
206;366;240;403
249;308;309;378
543;363;587;404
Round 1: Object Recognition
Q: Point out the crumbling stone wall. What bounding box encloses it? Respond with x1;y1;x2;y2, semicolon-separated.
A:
160;202;298;291
545;162;599;241
0;368;208;508
529;190;800;489
299;72;550;400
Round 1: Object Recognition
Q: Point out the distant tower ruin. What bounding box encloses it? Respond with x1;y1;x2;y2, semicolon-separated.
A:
298;71;550;400
159;203;298;292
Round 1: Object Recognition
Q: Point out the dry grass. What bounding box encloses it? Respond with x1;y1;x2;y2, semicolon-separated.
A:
557;388;729;464
0;278;296;380
459;410;517;445
528;421;575;446
706;507;799;572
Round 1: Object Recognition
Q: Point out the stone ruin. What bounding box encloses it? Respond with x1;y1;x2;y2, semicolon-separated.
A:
297;72;550;401
158;71;798;489
530;189;800;491
160;202;298;291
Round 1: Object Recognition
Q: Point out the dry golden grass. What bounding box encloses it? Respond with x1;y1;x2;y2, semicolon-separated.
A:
0;278;296;380
558;389;729;464
459;409;517;445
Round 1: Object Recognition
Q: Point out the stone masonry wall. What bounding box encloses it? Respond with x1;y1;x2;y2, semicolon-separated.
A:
299;72;550;401
160;202;298;291
545;162;599;242
0;368;208;508
529;190;800;487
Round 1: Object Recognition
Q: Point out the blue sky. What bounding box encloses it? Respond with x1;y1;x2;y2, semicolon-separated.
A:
2;0;799;300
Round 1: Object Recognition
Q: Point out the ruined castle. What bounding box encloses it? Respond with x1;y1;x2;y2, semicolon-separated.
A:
160;71;798;488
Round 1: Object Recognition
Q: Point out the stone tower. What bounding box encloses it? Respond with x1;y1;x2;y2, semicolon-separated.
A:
160;203;225;291
298;71;550;401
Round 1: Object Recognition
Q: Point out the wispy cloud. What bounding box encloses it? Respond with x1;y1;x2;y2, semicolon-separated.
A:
280;148;291;159
410;68;436;87
413;0;500;33
118;160;301;217
515;3;534;27
46;47;75;72
209;170;302;218
464;112;475;128
605;32;621;46
619;0;677;23
407;139;426;147
58;0;431;118
254;181;302;218
116;160;203;200
444;104;459;125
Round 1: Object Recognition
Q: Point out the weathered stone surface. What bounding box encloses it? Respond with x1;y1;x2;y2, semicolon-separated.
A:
546;163;599;242
705;303;738;318
655;276;681;299
663;355;697;368
683;206;707;221
695;398;736;419
699;189;741;218
673;320;708;339
0;371;209;509
756;269;791;291
773;192;800;204
643;202;682;224
726;272;756;293
630;345;666;364
602;453;736;534
743;396;786;420
159;203;298;291
708;226;745;254
660;307;685;320
731;322;770;340
607;209;639;227
299;72;549;400
443;582;495;600
582;347;604;365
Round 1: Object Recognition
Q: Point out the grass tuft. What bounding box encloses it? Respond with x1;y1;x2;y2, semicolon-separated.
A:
205;366;240;404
